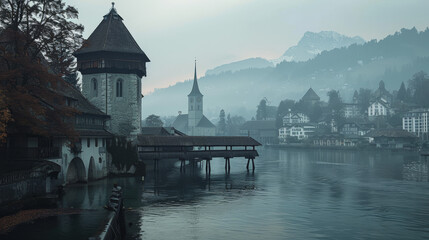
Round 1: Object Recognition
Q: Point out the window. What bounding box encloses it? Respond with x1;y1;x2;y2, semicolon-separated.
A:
95;138;98;147
87;138;91;147
102;139;105;147
92;78;98;97
99;157;102;163
116;79;123;97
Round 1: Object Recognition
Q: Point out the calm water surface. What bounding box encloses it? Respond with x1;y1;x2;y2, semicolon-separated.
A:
5;148;429;240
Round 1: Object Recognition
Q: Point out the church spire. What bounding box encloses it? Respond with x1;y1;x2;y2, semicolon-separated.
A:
188;59;203;97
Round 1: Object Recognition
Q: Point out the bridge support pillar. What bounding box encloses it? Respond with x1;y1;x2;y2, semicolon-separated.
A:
224;158;231;173
246;158;255;171
205;159;211;174
180;159;186;173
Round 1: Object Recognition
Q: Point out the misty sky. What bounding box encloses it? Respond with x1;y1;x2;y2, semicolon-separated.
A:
66;0;429;95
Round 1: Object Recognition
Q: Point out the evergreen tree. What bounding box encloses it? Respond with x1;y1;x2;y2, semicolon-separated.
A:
352;90;359;103
256;99;267;120
226;114;245;136
357;88;372;114
396;82;408;103
409;71;429;107
217;109;226;136
327;90;344;126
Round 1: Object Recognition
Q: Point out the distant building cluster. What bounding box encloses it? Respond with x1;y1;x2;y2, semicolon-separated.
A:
237;79;428;149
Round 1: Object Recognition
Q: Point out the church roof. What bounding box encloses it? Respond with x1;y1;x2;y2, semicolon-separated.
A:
74;5;150;62
172;114;189;133
196;116;216;128
171;114;215;131
302;88;320;101
188;61;203;97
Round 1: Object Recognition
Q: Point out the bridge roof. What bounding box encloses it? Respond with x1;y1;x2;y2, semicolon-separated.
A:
137;136;261;147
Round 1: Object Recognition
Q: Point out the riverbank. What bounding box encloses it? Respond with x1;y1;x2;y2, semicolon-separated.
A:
266;143;419;152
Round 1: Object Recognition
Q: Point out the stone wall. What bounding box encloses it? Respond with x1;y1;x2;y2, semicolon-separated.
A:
82;73;142;137
0;170;47;205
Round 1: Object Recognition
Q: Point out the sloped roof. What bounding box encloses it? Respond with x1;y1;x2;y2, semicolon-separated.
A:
240;120;276;130
302;88;320;101
137;136;261;147
141;127;172;136
56;81;108;117
74;7;149;62
172;114;188;133
141;127;187;136
188;61;203;97
196;115;216;128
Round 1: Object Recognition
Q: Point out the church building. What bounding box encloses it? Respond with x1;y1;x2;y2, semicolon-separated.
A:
74;3;150;137
172;62;216;136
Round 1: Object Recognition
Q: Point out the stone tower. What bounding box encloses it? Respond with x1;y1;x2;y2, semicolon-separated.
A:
187;61;203;135
74;3;150;137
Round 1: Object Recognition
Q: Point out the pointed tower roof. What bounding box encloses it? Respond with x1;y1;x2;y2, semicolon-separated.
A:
302;87;320;101
74;3;149;62
188;60;203;97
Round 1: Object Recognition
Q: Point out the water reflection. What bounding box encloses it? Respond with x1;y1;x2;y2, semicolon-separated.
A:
5;148;429;240
402;158;428;182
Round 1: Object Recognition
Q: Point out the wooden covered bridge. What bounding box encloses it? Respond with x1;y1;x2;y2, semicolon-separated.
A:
137;136;261;173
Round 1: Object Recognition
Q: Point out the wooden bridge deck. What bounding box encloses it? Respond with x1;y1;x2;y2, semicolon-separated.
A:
139;149;259;160
137;135;261;172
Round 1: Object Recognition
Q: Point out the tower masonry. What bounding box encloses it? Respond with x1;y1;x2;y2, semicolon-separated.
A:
74;4;150;137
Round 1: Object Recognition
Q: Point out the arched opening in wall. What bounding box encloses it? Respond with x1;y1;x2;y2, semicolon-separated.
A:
88;156;96;181
66;157;87;184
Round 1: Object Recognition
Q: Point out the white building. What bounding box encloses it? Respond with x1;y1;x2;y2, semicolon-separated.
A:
279;125;316;142
368;98;390;118
403;109;429;137
283;112;310;125
343;103;360;119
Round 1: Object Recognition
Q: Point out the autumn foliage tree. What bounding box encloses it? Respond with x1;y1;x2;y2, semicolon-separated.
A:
0;0;84;141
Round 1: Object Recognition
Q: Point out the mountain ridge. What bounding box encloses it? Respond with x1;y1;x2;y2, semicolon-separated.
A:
143;27;429;120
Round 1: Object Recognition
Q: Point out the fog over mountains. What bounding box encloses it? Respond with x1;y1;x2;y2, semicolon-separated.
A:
143;27;429;121
277;31;365;63
204;31;365;76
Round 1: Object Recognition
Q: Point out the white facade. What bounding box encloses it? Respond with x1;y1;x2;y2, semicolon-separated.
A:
403;109;429;137
283;113;309;125
368;98;390;117
343;103;360;119
279;125;315;142
49;137;109;185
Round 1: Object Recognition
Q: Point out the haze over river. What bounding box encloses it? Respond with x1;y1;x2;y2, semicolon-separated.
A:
6;148;429;240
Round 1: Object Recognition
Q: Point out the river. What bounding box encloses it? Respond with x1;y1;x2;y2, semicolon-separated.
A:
4;148;429;240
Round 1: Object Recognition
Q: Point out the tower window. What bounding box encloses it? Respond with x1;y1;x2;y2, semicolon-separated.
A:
116;79;123;97
92;78;98;97
190;105;193;110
